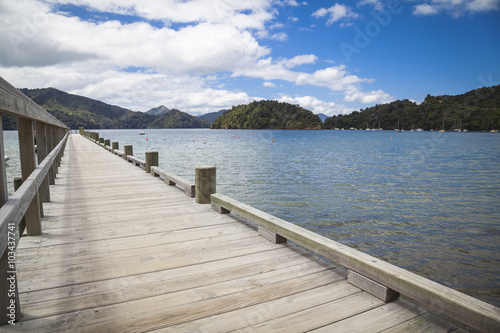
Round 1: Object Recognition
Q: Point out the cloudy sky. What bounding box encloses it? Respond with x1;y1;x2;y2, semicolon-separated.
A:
1;0;499;116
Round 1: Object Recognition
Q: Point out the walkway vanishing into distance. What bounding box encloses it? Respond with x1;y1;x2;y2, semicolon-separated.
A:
7;134;478;332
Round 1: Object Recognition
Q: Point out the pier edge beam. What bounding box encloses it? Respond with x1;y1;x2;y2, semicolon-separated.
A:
348;270;400;302
195;166;216;204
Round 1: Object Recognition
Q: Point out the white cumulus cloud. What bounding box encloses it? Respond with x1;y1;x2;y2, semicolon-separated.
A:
312;3;359;25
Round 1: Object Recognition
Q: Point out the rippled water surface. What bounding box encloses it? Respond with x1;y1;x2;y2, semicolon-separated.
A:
6;129;500;306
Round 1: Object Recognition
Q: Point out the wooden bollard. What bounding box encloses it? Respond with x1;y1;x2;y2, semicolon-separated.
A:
195;166;216;204
145;151;158;173
99;138;104;145
112;142;118;153
104;139;110;147
123;145;133;160
94;132;99;142
79;127;84;135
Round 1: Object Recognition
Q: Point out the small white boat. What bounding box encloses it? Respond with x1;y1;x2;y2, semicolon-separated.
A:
139;129;145;135
4;155;9;162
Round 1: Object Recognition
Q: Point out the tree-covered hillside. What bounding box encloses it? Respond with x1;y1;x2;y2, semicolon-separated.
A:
8;88;208;130
19;88;155;129
211;100;322;129
324;85;500;131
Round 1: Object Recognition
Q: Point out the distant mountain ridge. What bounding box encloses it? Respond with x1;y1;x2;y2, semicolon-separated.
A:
13;88;209;130
146;105;169;116
148;109;210;128
198;110;226;123
8;85;499;131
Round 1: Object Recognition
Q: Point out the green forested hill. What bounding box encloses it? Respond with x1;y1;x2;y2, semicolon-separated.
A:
4;88;207;130
324;85;500;131
148;109;210;128
18;88;155;129
211;100;322;129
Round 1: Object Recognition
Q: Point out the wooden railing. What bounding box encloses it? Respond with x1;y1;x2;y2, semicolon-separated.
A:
81;131;500;332
210;194;500;332
0;76;69;325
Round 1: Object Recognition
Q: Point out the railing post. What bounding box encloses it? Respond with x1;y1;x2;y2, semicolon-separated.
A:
112;142;118;154
46;125;55;185
18;117;42;235
145;151;158;173
123;145;133;160
51;126;59;176
35;121;50;202
0;114;20;325
195;166;216;204
104;139;110;147
79;127;84;135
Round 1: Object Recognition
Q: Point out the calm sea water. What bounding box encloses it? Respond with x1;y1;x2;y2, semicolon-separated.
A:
5;129;500;306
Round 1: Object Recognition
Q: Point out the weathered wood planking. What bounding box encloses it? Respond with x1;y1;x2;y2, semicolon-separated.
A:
6;134;467;332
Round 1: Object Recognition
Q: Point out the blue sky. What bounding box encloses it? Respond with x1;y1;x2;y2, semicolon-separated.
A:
0;0;499;116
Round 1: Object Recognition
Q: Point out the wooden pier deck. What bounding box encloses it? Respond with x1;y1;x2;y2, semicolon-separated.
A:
6;133;467;332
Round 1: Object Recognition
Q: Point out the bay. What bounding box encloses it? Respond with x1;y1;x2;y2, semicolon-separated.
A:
6;129;500;307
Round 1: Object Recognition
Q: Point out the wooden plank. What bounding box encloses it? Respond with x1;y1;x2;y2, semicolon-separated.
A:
308;298;426;333
20;255;331;320
14;269;341;332
156;280;360;333
380;312;458;333
211;193;500;332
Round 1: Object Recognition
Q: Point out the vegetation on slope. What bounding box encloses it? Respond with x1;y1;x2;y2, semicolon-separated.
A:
324;85;500;131
211;100;322;130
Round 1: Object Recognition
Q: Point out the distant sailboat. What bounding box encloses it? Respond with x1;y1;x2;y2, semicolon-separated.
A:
394;119;401;132
439;116;446;132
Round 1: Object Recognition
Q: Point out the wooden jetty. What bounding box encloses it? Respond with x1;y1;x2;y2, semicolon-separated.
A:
1;77;499;332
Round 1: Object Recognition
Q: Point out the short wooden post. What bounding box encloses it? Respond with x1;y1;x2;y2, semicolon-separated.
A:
35;121;50;202
18;117;42;236
195;166;216;204
79;127;84;135
99;138;104;145
123;145;133;160
104;139;110;147
95;132;99;143
145;151;158;173
112;142;118;154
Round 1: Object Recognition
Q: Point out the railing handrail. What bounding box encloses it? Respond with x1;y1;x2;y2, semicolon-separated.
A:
210;193;500;333
0;132;69;255
0;76;67;129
